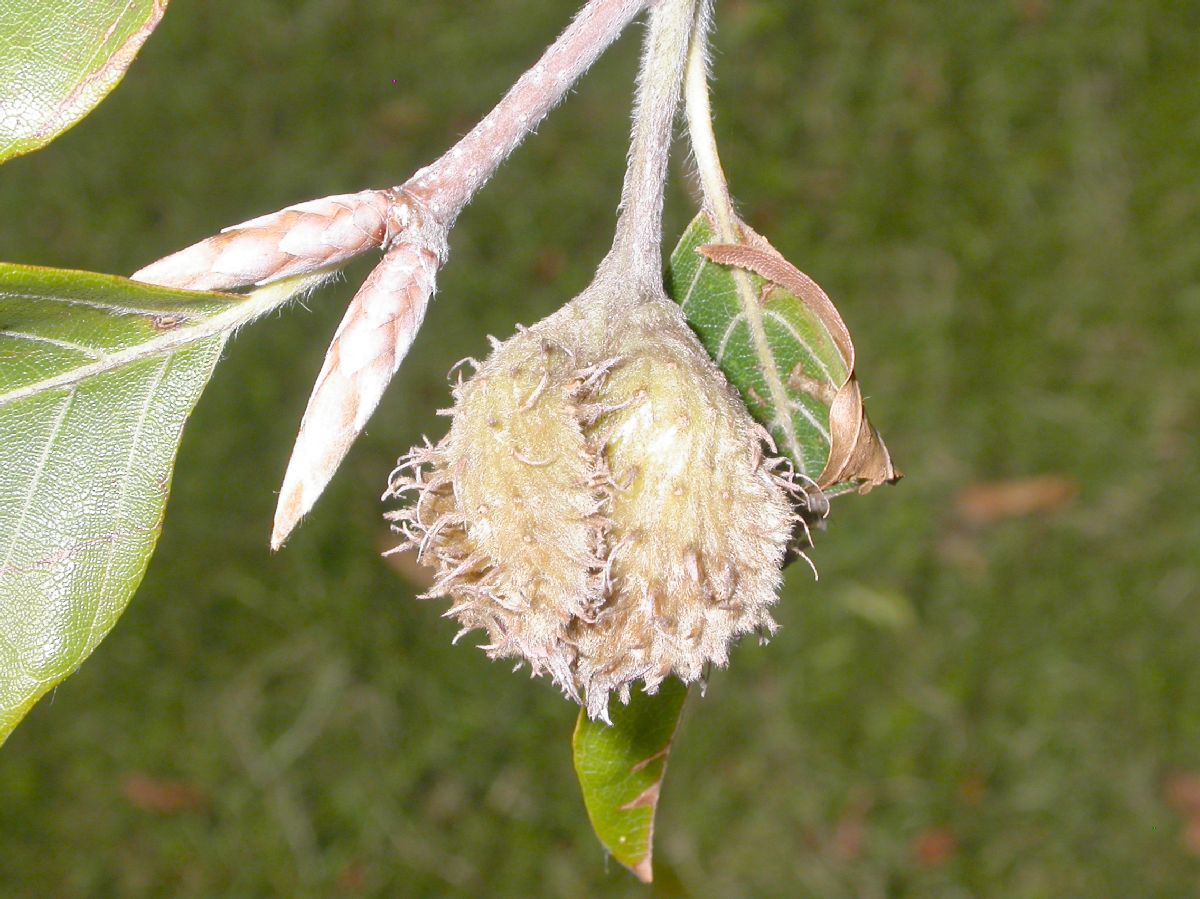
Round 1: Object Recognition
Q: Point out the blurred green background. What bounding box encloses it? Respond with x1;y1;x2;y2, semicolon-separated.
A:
3;0;1199;895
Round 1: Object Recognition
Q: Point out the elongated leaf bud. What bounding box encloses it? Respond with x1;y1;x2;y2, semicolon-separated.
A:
132;190;401;291
273;241;440;548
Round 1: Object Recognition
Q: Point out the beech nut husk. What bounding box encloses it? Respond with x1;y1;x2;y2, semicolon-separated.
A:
385;282;798;721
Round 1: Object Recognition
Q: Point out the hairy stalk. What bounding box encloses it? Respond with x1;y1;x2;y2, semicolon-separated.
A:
599;0;699;293
408;0;651;228
683;2;805;467
683;0;735;239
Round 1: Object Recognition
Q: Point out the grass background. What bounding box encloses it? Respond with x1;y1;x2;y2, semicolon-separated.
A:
3;0;1199;895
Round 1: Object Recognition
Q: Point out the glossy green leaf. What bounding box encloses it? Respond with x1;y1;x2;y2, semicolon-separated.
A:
572;680;688;883
0;0;169;163
668;213;898;495
0;264;310;742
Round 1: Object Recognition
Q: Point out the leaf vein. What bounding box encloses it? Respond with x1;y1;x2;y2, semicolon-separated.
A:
715;311;745;362
678;252;707;310
0;329;106;360
788;397;832;443
0;388;77;589
763;309;835;384
717;253;807;467
2;291;175;317
88;354;173;645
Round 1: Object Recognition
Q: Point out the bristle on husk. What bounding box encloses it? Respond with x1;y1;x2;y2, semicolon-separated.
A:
385;283;798;721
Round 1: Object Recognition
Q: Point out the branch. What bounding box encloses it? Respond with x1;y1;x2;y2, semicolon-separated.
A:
131;0;652;547
132;0;650;292
409;0;652;228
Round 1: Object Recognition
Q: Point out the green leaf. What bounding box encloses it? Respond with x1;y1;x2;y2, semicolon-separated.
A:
0;263;309;743
572;680;687;883
0;0;169;163
668;213;898;496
